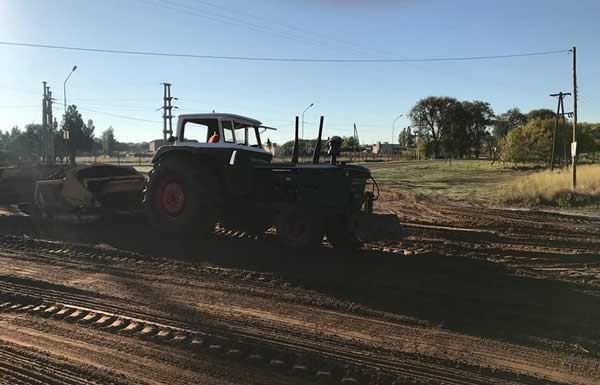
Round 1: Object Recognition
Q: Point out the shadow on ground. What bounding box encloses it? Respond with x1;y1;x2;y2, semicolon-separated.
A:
3;215;600;354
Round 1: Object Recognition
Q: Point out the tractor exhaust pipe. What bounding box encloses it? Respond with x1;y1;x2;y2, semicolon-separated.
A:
291;116;299;164
312;116;324;164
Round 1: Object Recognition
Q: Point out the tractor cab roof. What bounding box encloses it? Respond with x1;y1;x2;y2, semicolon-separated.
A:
178;113;262;127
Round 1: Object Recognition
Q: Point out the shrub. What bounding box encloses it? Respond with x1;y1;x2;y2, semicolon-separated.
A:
498;164;600;207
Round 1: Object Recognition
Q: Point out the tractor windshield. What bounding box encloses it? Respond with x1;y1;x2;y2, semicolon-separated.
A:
231;121;261;148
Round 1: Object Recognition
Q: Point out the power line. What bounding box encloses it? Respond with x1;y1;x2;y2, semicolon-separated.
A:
0;104;39;109
139;0;377;55
54;102;160;123
0;41;570;63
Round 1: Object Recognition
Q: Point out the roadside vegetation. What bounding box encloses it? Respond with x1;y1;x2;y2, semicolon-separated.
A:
0;105;145;165
499;164;600;207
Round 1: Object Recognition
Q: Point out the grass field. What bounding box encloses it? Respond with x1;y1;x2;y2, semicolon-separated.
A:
369;159;600;208
368;159;536;202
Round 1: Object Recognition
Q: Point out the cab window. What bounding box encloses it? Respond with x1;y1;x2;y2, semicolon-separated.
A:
232;122;261;147
181;118;218;143
222;120;235;143
248;127;261;147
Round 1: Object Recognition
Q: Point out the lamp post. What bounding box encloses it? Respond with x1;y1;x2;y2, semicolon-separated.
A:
301;103;314;140
63;65;77;114
63;65;77;164
392;114;403;156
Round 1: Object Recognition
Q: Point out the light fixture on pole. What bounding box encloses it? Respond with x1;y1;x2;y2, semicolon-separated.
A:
63;65;77;140
393;113;403;148
301;103;314;140
63;65;77;114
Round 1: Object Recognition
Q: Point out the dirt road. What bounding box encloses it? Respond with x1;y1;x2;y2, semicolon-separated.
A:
0;191;599;385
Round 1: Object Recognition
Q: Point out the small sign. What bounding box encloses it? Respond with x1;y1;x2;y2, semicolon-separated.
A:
571;142;577;155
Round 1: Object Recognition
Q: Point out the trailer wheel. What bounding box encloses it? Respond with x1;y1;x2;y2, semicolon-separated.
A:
144;156;218;235
326;215;363;250
276;207;324;250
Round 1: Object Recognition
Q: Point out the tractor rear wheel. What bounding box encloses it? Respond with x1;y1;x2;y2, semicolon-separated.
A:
276;207;324;250
326;215;363;250
144;156;218;235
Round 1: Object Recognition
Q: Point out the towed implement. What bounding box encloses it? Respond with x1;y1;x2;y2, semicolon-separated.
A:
33;165;145;223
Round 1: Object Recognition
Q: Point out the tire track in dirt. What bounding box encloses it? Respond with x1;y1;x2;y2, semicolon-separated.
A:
0;272;587;385
0;293;488;385
1;234;599;384
0;342;130;385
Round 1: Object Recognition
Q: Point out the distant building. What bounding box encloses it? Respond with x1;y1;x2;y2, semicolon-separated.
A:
372;142;401;155
149;139;166;153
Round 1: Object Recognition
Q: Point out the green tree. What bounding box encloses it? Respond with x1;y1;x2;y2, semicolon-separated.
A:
0;124;43;162
341;136;359;151
62;104;86;163
80;119;96;153
54;131;67;163
500;118;553;163
462;101;494;158
577;123;600;161
279;139;321;158
493;108;527;138
398;126;414;147
22;123;43;160
409;96;462;159
527;108;556;121
101;127;117;156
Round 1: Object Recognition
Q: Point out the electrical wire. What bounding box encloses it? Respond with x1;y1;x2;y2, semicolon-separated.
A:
53;102;160;123
0;41;570;63
138;0;377;55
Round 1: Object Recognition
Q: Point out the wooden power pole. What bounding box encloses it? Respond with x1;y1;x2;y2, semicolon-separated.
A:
571;46;578;189
42;82;48;163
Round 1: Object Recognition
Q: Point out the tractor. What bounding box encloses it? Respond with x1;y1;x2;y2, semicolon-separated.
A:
145;113;398;249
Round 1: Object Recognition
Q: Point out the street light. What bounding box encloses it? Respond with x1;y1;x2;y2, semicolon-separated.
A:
392;113;403;148
301;103;314;140
63;65;77;164
392;114;403;143
63;65;77;114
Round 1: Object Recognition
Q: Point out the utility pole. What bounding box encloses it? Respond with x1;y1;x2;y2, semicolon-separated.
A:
161;83;177;142
571;46;578;189
42;82;48;163
549;92;570;171
47;87;55;164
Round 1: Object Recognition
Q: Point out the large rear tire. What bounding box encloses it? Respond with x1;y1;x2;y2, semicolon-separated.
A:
144;155;218;236
276;207;324;250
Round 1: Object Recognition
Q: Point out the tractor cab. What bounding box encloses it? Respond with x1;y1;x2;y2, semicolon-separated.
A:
168;113;274;162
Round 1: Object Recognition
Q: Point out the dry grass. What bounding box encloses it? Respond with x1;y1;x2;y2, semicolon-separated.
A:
499;164;600;207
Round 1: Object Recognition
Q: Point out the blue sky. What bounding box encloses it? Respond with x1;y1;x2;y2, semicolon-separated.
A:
1;0;598;144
